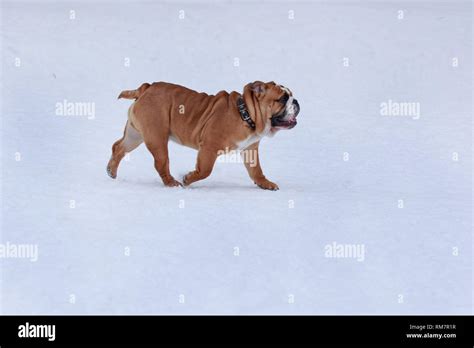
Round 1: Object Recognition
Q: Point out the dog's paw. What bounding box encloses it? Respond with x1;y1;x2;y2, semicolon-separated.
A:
182;174;189;186
182;174;193;187
255;179;279;191
106;165;116;179
164;178;183;187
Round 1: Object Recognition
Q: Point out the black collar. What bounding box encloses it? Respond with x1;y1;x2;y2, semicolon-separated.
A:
237;96;255;130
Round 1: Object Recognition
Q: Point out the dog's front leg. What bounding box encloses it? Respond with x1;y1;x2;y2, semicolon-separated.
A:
241;142;279;191
183;147;218;186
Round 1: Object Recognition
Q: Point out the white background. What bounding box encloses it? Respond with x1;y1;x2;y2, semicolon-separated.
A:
1;0;472;314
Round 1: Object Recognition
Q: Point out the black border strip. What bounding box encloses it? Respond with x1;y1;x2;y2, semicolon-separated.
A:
0;315;472;346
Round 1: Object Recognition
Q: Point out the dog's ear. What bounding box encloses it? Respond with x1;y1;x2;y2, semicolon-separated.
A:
243;81;269;134
249;81;266;99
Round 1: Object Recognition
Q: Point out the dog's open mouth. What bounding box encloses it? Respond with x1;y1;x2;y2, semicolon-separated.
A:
271;114;297;129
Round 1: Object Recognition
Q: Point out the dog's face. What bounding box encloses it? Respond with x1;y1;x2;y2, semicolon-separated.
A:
243;81;300;134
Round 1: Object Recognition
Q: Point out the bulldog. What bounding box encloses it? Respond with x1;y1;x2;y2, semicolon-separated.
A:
107;81;300;190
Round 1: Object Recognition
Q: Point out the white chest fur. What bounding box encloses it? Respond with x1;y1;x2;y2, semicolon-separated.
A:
235;133;262;151
234;123;272;151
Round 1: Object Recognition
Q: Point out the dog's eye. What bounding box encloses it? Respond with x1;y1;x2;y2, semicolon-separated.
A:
278;93;289;105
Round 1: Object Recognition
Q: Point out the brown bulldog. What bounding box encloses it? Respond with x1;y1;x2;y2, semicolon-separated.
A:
107;81;300;190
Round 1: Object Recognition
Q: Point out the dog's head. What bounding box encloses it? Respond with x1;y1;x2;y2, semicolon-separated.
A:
242;81;300;134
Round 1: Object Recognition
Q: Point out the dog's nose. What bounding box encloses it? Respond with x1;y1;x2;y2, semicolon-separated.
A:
293;99;300;115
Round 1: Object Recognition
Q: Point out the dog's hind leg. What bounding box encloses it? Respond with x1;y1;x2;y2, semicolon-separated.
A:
143;136;182;187
107;120;143;179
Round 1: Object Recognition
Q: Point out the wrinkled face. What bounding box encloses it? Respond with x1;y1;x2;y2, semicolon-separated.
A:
243;81;300;133
269;84;300;130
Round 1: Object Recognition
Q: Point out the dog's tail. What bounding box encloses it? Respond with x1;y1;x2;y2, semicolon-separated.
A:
118;83;151;100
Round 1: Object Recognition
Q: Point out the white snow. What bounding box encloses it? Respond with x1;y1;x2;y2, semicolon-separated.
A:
0;0;472;314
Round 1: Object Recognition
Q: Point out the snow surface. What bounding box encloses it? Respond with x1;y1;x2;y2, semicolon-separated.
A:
0;0;472;314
